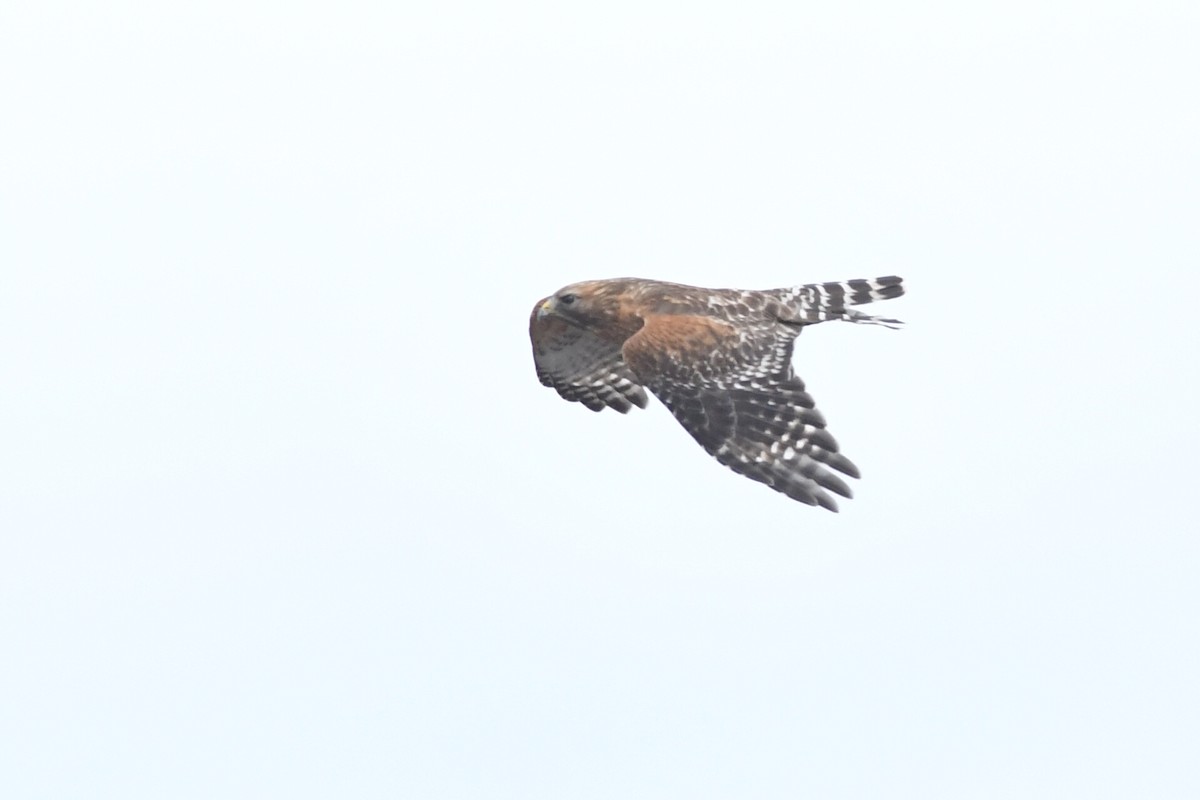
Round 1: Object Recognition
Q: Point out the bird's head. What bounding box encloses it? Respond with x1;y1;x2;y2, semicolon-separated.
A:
531;279;648;342
535;287;578;321
534;280;614;324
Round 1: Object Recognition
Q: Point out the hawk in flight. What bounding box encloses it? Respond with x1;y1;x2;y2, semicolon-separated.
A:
529;276;904;511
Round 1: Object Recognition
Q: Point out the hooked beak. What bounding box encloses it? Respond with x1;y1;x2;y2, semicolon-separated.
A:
536;297;555;320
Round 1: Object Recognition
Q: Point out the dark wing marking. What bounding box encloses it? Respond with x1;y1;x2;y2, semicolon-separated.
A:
622;313;859;511
529;305;648;413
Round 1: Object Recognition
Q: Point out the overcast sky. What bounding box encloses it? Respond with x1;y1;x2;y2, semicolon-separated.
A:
2;2;1198;798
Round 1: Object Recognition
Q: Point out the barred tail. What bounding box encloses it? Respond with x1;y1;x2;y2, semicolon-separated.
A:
777;275;905;328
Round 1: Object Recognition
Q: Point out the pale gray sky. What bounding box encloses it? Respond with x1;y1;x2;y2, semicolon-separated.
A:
2;2;1198;798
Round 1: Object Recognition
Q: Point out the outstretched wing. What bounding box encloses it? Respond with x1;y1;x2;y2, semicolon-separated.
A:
529;304;648;413
621;313;860;511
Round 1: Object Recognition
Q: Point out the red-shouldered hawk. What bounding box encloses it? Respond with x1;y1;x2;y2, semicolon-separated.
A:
529;276;904;511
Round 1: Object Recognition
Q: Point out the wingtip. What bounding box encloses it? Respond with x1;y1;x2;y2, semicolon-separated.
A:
816;493;840;513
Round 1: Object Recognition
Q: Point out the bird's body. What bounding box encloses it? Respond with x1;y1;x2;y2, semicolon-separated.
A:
529;276;904;511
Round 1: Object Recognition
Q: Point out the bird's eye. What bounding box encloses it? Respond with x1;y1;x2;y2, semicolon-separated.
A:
559;293;577;305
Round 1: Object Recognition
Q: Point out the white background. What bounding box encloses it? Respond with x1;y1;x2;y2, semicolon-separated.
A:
3;2;1198;797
